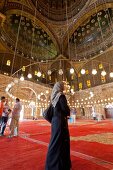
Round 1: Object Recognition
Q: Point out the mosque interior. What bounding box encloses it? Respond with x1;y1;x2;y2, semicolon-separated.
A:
0;0;113;119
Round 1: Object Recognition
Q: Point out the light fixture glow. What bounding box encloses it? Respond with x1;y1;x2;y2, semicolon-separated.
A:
110;72;113;78
20;75;24;81
101;70;106;76
27;73;32;79
90;91;94;97
37;71;41;77
81;69;85;75
70;68;74;74
46;90;49;94
92;69;97;75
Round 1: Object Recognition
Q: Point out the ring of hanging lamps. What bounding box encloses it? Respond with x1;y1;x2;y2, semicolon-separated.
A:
70;68;74;74
92;69;97;75
101;70;107;76
81;69;85;75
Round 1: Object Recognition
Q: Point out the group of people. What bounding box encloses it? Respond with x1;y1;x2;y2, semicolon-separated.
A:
0;96;22;137
92;111;105;121
0;81;107;169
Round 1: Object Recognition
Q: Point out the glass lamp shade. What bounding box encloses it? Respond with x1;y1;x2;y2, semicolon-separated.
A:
20;75;24;81
110;72;113;78
37;71;41;77
27;73;32;79
70;68;74;74
101;70;106;76
81;69;85;75
92;69;97;75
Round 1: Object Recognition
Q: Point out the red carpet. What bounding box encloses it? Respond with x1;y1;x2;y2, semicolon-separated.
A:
0;119;113;170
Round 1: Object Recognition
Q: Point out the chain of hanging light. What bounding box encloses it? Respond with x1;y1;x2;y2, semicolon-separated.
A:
80;63;113;76
80;68;113;77
5;78;50;108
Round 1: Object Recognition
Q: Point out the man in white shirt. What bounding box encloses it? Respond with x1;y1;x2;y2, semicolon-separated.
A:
9;98;22;138
92;111;97;120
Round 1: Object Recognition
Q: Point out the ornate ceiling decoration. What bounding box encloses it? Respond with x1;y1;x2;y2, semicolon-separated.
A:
31;0;88;21
0;13;6;26
1;13;57;61
68;8;113;61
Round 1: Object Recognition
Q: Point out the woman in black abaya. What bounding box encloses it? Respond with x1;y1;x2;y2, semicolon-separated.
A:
45;82;71;170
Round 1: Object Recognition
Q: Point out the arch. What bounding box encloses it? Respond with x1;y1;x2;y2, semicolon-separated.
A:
63;2;113;53
4;8;60;54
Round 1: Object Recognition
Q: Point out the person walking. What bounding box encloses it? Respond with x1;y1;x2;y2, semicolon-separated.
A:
45;82;71;170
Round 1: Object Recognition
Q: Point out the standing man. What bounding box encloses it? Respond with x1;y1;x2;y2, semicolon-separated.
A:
9;98;22;138
0;96;5;126
92;111;97;120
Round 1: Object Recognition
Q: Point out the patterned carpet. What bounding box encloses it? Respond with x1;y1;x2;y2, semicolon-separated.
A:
0;119;113;170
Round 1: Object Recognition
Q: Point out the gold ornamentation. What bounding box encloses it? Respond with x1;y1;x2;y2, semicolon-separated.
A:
87;80;91;87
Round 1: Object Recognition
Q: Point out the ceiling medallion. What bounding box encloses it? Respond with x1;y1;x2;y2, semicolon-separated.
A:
31;0;88;21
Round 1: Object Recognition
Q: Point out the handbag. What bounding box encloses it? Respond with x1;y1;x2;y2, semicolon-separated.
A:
42;104;54;123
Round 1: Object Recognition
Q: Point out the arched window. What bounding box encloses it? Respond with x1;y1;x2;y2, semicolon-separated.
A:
6;60;11;66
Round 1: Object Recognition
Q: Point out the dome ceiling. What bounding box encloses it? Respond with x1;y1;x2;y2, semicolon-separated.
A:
68;8;113;61
2;14;57;61
31;0;88;21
